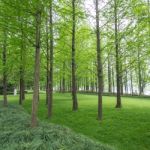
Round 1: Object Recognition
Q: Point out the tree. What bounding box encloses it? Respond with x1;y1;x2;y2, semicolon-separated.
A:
31;9;42;127
2;30;8;107
95;0;103;120
72;0;78;111
114;0;121;108
48;0;54;118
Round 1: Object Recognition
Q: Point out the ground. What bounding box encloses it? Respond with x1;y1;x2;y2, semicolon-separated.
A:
0;104;112;150
0;93;150;150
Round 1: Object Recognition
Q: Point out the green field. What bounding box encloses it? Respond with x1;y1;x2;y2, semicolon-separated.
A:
1;93;150;150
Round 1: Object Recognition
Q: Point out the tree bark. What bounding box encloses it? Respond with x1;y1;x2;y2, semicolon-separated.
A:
114;0;121;108
31;10;41;127
148;0;150;38
112;67;115;93
18;11;26;105
95;0;103;120
72;0;78;111
120;64;123;95
108;56;112;93
62;62;66;93
137;49;142;95
48;0;54;118
19;35;25;104
19;73;25;105
3;31;7;107
124;68;128;94
46;14;49;105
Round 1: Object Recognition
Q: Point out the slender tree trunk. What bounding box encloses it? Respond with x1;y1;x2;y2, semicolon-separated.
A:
19;40;25;104
48;0;54;118
62;62;66;93
91;77;94;92
19;72;25;105
130;70;133;95
120;64;123;95
18;12;26;105
137;49;142;95
62;77;65;92
108;56;112;93
46;14;50;105
148;0;150;38
72;0;78;111
84;78;86;91
3;31;7;107
59;77;62;92
112;67;115;93
124;69;128;94
95;0;103;120
31;10;41;127
114;0;121;108
86;77;89;92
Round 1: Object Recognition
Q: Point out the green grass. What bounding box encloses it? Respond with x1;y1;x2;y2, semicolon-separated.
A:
1;93;150;150
0;104;112;150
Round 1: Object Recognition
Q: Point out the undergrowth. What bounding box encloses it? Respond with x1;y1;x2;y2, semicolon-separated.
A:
0;104;114;150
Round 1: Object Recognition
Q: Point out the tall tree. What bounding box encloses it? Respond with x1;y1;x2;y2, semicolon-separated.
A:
19;21;26;105
46;12;50;105
114;0;121;108
31;9;41;127
95;0;103;120
48;0;54;118
2;30;8;107
72;0;78;111
108;55;112;93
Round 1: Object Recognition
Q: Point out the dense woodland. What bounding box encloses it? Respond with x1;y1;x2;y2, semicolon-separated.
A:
0;0;150;127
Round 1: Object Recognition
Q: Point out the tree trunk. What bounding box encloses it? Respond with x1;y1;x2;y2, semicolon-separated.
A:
31;10;41;127
72;0;78;111
95;0;103;120
124;69;128;94
46;13;50;105
3;31;7;107
86;77;89;92
19;73;25;105
130;70;133;95
62;61;66;93
114;0;121;108
148;0;150;38
48;0;54;118
112;67;115;93
137;49;142;95
19;42;25;104
108;56;112;93
120;64;123;95
18;12;26;105
59;77;62;92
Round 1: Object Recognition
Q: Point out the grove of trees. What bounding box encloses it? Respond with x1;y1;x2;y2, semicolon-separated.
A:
0;0;149;127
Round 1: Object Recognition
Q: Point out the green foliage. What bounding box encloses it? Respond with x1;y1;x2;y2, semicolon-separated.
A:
0;104;113;150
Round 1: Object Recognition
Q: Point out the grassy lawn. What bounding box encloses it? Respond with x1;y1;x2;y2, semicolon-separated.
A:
1;93;150;150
